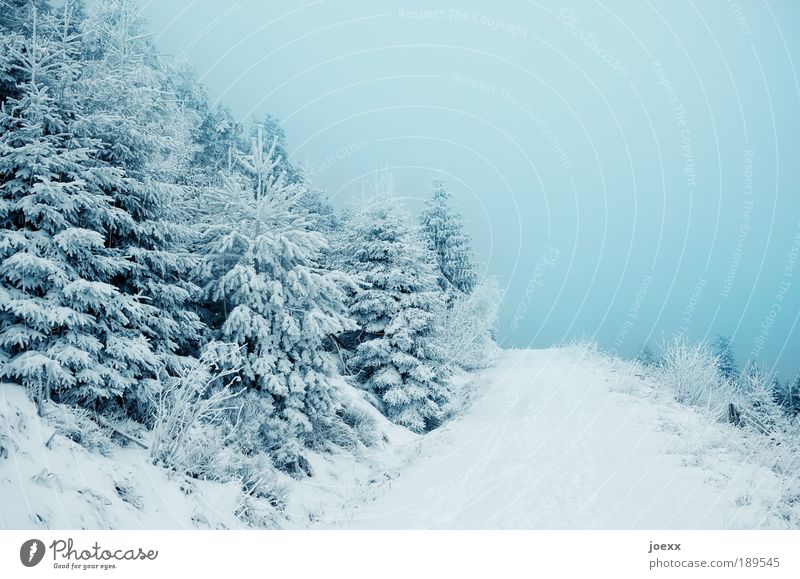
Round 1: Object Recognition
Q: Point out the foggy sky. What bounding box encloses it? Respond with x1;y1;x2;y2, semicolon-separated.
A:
136;0;800;379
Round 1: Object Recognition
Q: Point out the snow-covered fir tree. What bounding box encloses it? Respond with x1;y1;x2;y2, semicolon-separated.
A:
738;362;785;434
342;198;449;433
0;5;161;409
0;0;506;499
0;2;30;104
636;344;660;367
253;115;301;184
197;125;355;469
191;101;242;184
777;371;800;415
76;0;204;382
419;178;477;294
0;0;50;37
712;335;738;382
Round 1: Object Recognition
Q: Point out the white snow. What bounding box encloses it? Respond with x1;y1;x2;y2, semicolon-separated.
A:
0;376;410;530
0;383;248;530
297;348;787;529
1;347;793;529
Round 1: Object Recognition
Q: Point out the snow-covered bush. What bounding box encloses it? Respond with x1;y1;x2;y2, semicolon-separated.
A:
736;362;789;436
636;345;660;368
338;403;379;447
234;493;286;529
231;389;308;477
656;336;731;415
42;403;115;456
438;278;502;371
150;344;243;474
148;345;291;515
775;373;800;416
730;364;800;523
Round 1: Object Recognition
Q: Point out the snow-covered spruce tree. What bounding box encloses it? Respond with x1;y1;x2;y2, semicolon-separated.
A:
191;101;242;185
75;0;204;383
636;344;660;368
418;180;498;371
0;2;31;105
737;362;786;435
342;198;449;433
163;61;245;189
0;6;161;409
197;125;355;471
712;335;738;382
254;115;301;184
0;0;51;37
295;187;339;234
777;371;800;416
419;179;477;294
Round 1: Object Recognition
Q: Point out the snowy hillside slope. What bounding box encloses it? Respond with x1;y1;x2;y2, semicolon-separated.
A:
304;348;791;529
0;383;242;529
2;347;795;530
0;378;410;530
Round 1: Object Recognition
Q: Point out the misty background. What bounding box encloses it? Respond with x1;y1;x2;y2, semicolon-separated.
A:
134;0;800;379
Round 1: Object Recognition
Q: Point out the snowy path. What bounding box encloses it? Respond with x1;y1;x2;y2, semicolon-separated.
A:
316;349;779;529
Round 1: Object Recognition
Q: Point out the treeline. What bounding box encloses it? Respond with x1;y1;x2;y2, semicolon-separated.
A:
0;0;500;502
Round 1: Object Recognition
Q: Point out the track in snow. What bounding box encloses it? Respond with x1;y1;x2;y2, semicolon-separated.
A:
315;349;780;529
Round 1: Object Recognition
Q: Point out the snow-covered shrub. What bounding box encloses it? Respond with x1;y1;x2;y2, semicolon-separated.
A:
656;336;731;414
150;344;243;474
235;494;286;529
200;443;289;505
41;402;115;456
98;409;149;447
339;403;379;447
737;362;790;436
438;278;502;371
149;348;290;514
729;370;800;524
775;373;800;416
562;336;601;354
113;478;145;510
231;390;307;477
323;419;361;452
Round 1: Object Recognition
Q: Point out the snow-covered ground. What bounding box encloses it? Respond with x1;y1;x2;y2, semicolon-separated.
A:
0;384;248;530
1;347;793;529
0;375;411;530
299;348;788;529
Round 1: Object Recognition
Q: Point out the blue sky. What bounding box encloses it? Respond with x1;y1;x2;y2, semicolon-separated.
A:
136;0;800;379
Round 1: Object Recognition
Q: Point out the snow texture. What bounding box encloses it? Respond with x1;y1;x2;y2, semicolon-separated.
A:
4;347;796;529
